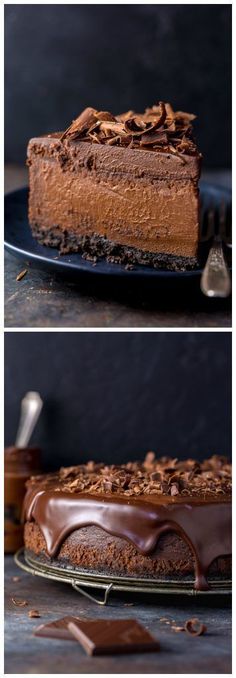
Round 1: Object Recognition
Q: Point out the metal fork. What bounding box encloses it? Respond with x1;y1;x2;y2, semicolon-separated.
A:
200;203;231;298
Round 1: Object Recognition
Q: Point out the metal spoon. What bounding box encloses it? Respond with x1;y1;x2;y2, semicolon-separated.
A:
15;391;43;448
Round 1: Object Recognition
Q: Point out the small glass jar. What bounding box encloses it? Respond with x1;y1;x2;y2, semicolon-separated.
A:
4;446;41;553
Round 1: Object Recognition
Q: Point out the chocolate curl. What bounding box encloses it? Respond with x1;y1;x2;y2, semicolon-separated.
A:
143;101;167;127
185;618;207;636
146;101;167;128
12;598;28;607
94;110;117;122
124;102;167;138
165;102;175;119
60;102;198;155
60;107;98;141
124;117;147;136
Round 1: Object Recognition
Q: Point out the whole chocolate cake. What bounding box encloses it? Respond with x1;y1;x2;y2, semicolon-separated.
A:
27;102;202;271
23;453;231;591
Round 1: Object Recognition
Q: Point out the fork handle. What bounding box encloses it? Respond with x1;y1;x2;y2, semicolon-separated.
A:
200;238;231;298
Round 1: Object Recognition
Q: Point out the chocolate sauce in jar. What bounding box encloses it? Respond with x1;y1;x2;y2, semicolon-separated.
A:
4;446;41;553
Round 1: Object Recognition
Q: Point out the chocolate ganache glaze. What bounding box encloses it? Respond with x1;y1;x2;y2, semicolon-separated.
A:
23;454;231;591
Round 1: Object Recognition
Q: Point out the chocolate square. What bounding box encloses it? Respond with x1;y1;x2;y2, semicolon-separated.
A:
34;616;80;640
67;618;160;655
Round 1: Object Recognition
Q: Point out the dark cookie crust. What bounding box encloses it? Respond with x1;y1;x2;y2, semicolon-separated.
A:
31;223;199;272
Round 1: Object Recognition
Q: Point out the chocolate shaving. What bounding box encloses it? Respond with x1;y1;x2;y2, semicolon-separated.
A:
140;131;168;147
60;107;97;142
99;121;127;136
60;101;198;156
29;454;231;500
184;618;207;636
16;268;28;282
59;465;80;480
11;598;28;607
144;451;156;465
94;111;117;122
102;480;114;492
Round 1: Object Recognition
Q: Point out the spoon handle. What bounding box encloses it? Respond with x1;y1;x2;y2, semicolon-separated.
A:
15;392;43;448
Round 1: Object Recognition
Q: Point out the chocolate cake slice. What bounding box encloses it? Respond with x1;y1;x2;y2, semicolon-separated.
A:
23;454;231;591
27;102;202;271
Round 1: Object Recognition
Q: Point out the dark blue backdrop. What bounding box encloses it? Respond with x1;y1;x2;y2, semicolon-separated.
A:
5;332;231;470
5;4;231;167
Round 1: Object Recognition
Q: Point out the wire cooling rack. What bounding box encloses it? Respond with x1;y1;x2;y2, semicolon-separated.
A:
14;548;232;606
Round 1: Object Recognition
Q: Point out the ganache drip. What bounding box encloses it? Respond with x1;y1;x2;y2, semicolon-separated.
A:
24;456;231;592
60;102;199;157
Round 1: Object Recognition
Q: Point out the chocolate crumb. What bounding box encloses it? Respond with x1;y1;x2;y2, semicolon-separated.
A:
185;618;207;636
28;610;41;618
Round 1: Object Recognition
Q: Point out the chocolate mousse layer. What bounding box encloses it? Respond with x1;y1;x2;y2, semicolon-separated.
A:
27;103;202;271
23;454;231;591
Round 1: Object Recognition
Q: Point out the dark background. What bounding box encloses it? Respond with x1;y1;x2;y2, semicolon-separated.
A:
5;332;231;469
5;4;231;167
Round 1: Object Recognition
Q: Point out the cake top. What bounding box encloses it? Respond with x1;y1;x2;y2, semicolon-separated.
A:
60;102;198;157
28;453;231;499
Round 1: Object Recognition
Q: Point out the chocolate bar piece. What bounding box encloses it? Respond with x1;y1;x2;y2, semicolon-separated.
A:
34;616;80;640
67;619;160;655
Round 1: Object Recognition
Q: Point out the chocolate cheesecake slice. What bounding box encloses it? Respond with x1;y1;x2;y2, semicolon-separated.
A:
27;102;202;271
23;454;231;591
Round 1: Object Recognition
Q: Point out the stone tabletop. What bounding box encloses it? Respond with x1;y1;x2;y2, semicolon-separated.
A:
4;166;231;328
5;555;231;674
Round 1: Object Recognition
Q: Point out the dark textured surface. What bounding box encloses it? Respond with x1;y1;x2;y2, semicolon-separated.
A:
4;332;231;470
4;249;231;328
4;5;231;167
5;555;231;673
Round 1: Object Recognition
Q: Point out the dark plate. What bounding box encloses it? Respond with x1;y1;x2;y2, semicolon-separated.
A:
4;181;231;280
